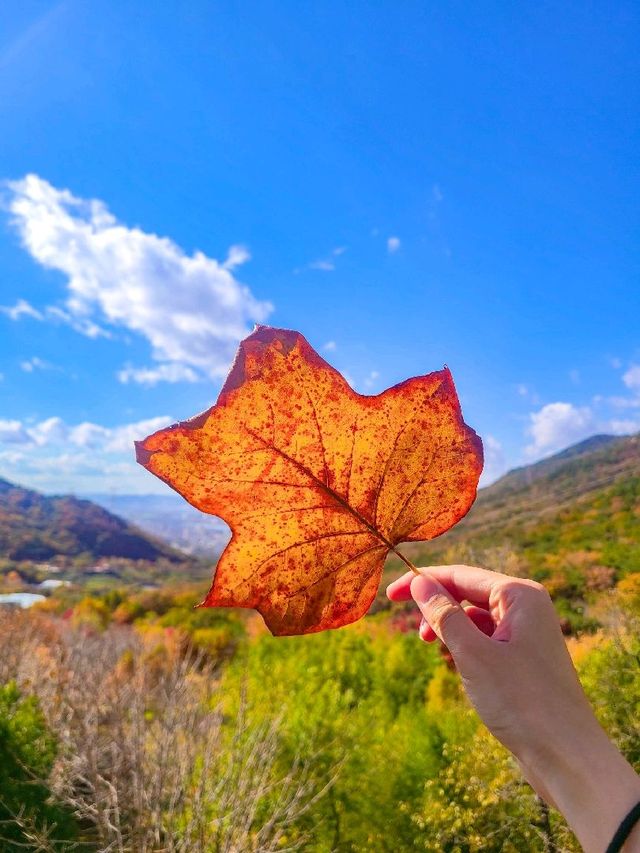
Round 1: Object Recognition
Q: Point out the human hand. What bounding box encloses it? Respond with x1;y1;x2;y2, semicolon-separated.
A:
387;565;640;853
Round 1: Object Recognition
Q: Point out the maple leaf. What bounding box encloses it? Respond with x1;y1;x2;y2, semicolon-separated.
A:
135;326;483;636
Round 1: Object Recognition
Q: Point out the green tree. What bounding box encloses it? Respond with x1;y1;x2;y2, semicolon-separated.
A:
0;682;76;850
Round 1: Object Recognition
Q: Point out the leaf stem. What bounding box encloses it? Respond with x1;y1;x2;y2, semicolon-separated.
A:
390;547;420;575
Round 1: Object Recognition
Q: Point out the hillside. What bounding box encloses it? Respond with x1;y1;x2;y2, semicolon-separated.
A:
0;478;185;563
397;433;640;613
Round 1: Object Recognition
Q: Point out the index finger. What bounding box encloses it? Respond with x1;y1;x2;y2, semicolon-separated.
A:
386;564;507;607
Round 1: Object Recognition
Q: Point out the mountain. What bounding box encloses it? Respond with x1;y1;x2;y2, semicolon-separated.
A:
85;493;230;557
0;478;186;563
400;432;640;584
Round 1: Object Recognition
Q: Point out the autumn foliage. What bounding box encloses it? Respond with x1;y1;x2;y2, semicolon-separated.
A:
137;327;483;634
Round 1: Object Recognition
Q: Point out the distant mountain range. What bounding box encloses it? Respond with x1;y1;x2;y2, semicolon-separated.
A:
91;433;639;574
85;493;230;557
0;478;184;563
3;432;637;579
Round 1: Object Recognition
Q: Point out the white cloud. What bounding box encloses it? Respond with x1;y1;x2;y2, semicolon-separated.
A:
302;246;347;273
45;305;111;339
308;259;335;271
0;415;174;493
608;418;640;435
526;402;596;458
322;340;337;352
525;399;640;459
20;356;55;373
623;364;640;391
222;244;251;271
5;174;272;382
102;417;174;453
118;363;199;386
363;370;380;390
0;415;173;452
0;419;31;444
387;236;401;254
27;416;72;446
480;435;507;486
0;298;43;320
0;298;111;338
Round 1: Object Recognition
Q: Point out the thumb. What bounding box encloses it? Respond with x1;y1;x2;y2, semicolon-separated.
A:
410;573;480;652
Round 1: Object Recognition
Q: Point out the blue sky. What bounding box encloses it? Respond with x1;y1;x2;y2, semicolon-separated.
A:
0;0;639;495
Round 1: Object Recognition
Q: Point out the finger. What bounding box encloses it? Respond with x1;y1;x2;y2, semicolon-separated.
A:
463;605;495;637
418;605;494;644
411;574;485;651
388;564;500;607
386;571;415;601
419;618;437;642
419;617;435;642
420;564;509;608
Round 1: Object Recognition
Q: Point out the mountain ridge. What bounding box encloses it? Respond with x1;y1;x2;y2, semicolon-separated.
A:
0;477;186;563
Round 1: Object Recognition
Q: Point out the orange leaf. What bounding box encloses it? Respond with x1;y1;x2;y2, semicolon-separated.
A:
136;327;483;635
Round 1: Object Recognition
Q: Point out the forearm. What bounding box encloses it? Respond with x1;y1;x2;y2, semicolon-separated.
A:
519;718;640;853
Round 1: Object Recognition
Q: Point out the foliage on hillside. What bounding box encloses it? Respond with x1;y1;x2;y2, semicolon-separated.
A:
0;477;185;562
0;572;638;851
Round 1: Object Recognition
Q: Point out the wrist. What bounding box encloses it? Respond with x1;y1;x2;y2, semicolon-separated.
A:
519;718;640;853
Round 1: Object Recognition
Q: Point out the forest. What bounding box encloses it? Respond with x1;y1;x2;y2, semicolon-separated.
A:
1;565;639;852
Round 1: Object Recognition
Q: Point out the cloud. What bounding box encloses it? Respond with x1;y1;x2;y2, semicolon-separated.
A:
0;298;43;320
608;418;640;434
322;341;337;352
300;246;347;273
0;420;32;444
28;416;69;445
308;259;336;271
0;415;175;493
362;370;380;390
526;402;596;457
0;298;111;338
20;356;55;373
623;364;640;391
525;400;640;459
45;305;111;339
222;244;251;271
387;236;401;254
117;363;199;386
1;415;173;452
480;435;507;486
5;174;272;382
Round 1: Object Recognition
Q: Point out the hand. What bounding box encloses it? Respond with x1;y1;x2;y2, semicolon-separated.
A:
387;565;640;853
